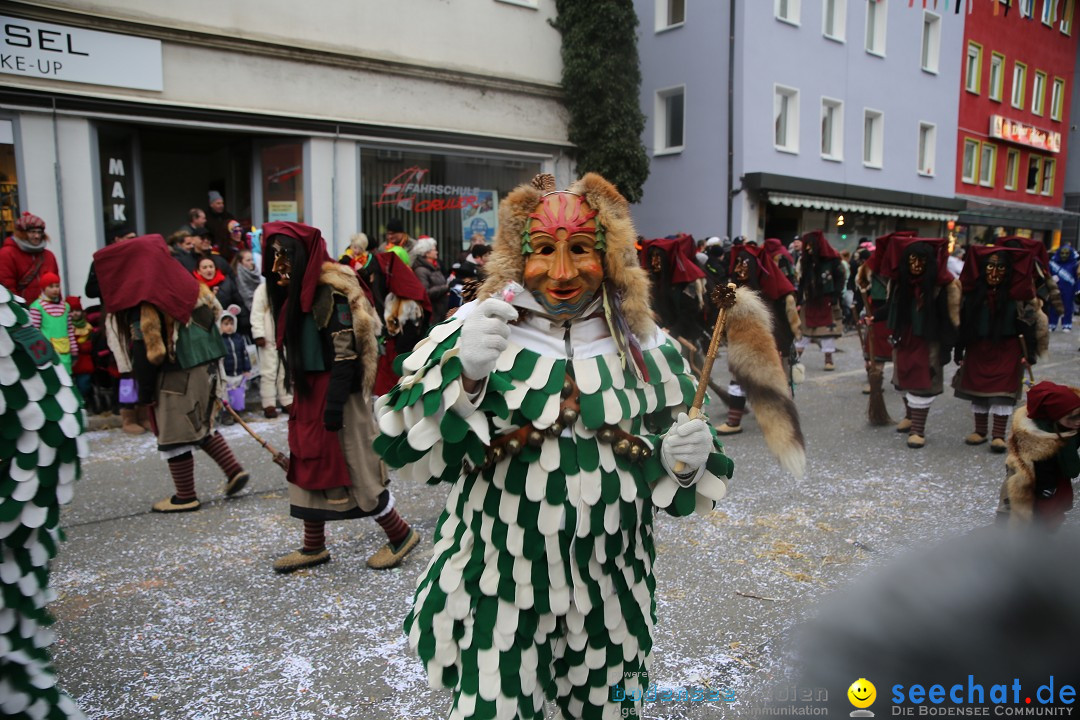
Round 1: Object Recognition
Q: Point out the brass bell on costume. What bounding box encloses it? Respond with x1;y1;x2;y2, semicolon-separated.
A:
527;430;545;448
560;407;579;426
506;438;523;456
546;422;564;437
597;427;616;444
613;438;631;456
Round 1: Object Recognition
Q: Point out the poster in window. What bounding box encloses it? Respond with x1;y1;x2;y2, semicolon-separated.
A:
461;190;497;249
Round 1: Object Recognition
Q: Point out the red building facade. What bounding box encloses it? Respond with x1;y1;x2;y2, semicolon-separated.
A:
955;0;1078;243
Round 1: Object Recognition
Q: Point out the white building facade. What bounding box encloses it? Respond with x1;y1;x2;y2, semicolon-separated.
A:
1;0;572;294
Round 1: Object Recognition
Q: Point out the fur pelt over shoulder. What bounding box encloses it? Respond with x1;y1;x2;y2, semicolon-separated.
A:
316;261;382;394
142;283;220;366
478;172;656;342
726;286;806;479
1005;391;1080;525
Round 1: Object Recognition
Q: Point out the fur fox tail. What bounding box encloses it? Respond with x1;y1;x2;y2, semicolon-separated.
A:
725;287;806;479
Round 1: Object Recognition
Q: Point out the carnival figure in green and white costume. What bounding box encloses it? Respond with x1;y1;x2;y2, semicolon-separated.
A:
375;173;802;720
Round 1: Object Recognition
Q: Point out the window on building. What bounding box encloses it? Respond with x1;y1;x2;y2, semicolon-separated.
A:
824;0;847;40
776;0;801;25
1012;62;1027;108
1032;70;1047;115
866;0;887;56
1041;158;1056;194
1063;0;1074;33
775;85;800;152
1042;0;1058;24
965;42;982;93
1026;155;1042;192
655;86;685;153
1019;0;1034;17
863;109;884;167
921;11;941;72
656;0;685;30
988;53;1005;101
0;121;20;239
821;98;844;160
1004;149;1020;190
962;138;979;184
917;122;936;175
979;143;997;187
1050;77;1065;120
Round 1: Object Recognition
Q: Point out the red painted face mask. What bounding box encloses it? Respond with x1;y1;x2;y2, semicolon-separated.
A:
522;192;605;318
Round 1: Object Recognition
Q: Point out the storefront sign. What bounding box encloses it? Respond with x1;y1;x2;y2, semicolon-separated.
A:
97;127;138;241
1;16;163;91
375;166;483;214
989;115;1062;154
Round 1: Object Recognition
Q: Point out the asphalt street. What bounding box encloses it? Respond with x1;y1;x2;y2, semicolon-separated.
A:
49;329;1079;720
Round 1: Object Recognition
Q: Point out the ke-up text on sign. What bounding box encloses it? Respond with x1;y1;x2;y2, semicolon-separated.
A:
989;115;1062;154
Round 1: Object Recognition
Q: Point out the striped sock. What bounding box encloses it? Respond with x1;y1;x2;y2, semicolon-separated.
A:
375;509;411;548
167;452;197;501
991;414;1008;440
909;407;929;437
973;411;988;437
725;407;744;427
201;432;243;479
303;520;326;552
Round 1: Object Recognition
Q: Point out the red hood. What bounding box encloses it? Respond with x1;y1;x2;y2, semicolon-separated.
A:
93;235;200;323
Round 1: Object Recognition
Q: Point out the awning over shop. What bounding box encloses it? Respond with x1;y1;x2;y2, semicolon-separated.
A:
955;194;1080;232
768;192;959;222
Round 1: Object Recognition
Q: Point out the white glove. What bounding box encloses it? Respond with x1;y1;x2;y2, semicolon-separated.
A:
459;298;518;381
661;412;713;484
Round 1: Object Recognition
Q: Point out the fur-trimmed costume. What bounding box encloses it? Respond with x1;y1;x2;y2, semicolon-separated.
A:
999;385;1080;528
795;231;844;368
0;284;87;719
375;174;803;719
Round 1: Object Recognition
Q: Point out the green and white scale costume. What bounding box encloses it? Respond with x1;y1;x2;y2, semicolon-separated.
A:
0;285;87;719
374;297;733;720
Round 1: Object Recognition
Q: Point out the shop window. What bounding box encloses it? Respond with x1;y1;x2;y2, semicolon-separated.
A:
1041;158;1055;195
261;142;304;224
0;120;18;239
965;42;982;94
863;109;884;168
656;0;685;31
1032;71;1047;115
865;0;887;56
988;53;1005;101
1050;77;1065;120
655;86;685;154
1004;149;1020;190
824;0;846;40
775;85;800;153
359;148;540;255
821;98;843;160
917;122;935;176
921;11;941;73
961;138;979;184
776;0;801;25
1011;62;1027;108
1026;155;1042;193
978;143;997;187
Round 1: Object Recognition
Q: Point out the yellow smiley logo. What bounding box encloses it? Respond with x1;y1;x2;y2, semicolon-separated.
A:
848;678;876;709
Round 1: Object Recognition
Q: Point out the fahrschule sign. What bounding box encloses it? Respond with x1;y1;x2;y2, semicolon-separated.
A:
1;16;162;91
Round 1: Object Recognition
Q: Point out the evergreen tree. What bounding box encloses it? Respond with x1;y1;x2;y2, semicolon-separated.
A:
551;0;650;203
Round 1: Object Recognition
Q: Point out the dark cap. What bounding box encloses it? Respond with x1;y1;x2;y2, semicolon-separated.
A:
386;218;405;233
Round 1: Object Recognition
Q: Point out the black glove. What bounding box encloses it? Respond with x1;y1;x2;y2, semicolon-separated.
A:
324;408;343;432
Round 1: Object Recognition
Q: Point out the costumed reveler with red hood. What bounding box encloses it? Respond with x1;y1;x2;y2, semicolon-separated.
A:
856;232;913;396
262;222;419;573
373;174;804;719
94;235;250;511
953;245;1047;453
794;231;845;371
716;241;803;434
878;236;960;448
1001;235;1066;326
998;381;1080;529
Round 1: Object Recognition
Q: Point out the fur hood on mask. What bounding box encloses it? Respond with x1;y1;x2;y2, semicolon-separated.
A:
477;172;656;341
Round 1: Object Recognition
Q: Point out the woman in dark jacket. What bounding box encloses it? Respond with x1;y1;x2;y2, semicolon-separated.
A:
410;236;449;325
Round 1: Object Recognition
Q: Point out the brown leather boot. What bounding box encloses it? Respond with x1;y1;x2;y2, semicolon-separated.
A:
120;408;146;435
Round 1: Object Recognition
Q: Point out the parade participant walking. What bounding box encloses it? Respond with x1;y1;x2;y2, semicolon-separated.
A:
263;221;419;573
879;237;960;448
374;174;802;719
250;282;292;418
954;246;1045;453
28;272;78;375
1048;243;1077;332
0;283;86;720
856;233;912;401
718;242;802;434
999;381;1080;528
93;235;250;512
0;211;60;303
794;230;845;370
